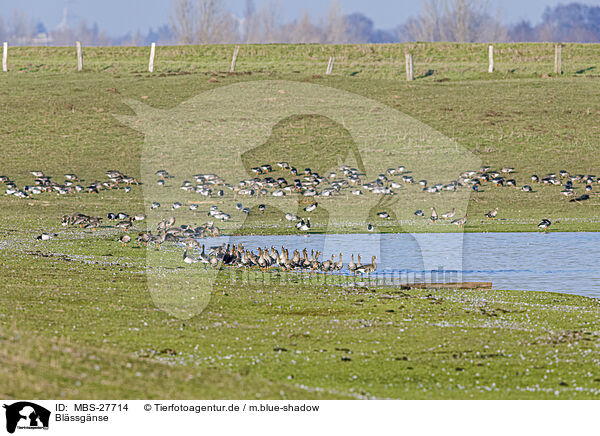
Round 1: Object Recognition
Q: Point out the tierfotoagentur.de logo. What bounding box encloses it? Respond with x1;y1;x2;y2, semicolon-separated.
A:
2;402;50;434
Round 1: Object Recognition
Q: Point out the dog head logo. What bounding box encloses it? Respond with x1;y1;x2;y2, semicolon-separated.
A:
3;402;50;433
116;80;480;319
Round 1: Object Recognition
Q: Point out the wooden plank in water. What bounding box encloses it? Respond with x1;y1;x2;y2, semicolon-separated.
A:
401;282;492;290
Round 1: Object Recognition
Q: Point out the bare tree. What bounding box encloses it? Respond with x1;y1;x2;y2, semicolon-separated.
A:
321;0;349;43
243;0;255;42
170;0;238;44
403;0;443;41
404;0;506;42
171;0;195;44
289;10;322;43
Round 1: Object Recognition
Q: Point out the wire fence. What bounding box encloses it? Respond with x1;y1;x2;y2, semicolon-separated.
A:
1;41;598;79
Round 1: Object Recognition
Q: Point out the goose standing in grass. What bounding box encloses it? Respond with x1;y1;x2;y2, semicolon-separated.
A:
355;256;376;279
183;250;198;264
538;219;552;232
451;215;467;228
296;218;311;232
430;208;438;223
485;208;498;220
119;234;131;246
367;223;375;232
441;208;455;220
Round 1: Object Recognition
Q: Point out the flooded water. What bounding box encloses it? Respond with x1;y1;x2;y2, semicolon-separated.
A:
198;232;600;298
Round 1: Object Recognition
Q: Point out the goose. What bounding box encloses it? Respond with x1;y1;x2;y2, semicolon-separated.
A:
347;254;357;275
367;223;375;232
414;209;424;217
155;169;171;179
310;251;321;273
36;233;56;241
485;208;498;220
152;229;167;244
304;202;318;212
430;208;438;223
183;250;198;264
296;218;311;232
198;245;210;265
355;256;376;279
441;208;455;220
285;213;299;221
151;202;161;209
137;232;151;246
119;234;131;246
377;211;391;219
189;204;199;211
451;215;467;228
321;255;334;274
538;218;551;232
334;254;343;272
209;254;220;268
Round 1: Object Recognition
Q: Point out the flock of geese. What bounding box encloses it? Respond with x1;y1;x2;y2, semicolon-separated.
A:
0;170;138;198
22;162;588;258
182;242;378;278
147;163;590;233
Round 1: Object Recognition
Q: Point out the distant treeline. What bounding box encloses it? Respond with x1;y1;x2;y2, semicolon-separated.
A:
1;1;599;46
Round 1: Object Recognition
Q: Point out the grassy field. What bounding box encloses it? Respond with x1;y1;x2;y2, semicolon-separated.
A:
1;44;600;399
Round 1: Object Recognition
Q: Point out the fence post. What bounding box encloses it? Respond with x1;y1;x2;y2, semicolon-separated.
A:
405;53;413;81
230;45;239;73
554;43;562;75
148;42;156;73
326;57;335;75
2;42;7;72
76;41;83;71
488;45;494;73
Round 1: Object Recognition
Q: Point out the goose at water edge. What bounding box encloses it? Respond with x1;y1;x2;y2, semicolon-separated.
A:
347;254;357;275
451;214;467;228
538;219;551;232
355;256;376;279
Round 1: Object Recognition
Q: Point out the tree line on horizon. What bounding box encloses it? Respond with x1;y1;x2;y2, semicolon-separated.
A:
1;0;599;46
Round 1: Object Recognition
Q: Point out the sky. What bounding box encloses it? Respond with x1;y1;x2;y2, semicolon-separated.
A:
5;0;600;37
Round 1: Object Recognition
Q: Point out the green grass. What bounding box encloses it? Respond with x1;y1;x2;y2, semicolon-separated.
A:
1;44;600;398
2;231;600;398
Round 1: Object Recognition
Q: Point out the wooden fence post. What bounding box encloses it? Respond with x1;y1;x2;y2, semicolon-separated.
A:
488;45;494;73
148;42;156;73
554;43;562;75
230;45;239;73
326;57;335;75
76;41;83;71
2;42;7;72
405;53;413;81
